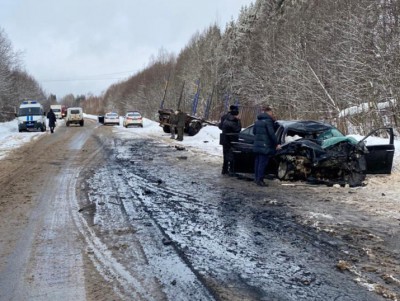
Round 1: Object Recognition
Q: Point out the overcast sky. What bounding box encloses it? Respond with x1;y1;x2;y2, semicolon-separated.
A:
1;0;253;99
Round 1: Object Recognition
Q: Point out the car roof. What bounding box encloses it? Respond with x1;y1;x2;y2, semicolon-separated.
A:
276;120;335;133
126;111;141;115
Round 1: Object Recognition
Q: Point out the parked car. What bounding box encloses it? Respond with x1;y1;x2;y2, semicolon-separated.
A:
231;120;395;187
123;111;143;128
65;107;84;127
15;100;46;132
103;112;120;126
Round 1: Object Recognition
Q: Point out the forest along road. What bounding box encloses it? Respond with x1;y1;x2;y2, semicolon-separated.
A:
0;118;399;301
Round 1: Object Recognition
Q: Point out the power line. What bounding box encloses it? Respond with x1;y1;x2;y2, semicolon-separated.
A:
42;77;124;82
40;70;137;83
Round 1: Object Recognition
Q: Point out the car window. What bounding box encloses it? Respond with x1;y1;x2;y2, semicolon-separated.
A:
70;109;80;114
317;128;344;141
241;126;254;136
126;112;141;117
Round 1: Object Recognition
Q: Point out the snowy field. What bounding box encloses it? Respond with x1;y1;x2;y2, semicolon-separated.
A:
1;114;399;173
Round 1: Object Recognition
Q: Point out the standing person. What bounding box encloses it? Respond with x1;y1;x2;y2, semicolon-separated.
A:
253;106;279;186
220;106;242;175
176;109;186;141
218;105;238;131
47;108;57;134
169;110;177;139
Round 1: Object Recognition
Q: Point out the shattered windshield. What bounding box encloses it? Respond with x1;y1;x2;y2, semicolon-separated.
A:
317;128;344;141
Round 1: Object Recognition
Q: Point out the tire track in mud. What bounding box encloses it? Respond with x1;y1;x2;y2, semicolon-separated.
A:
73;135;168;301
93;136;386;301
78;136;216;301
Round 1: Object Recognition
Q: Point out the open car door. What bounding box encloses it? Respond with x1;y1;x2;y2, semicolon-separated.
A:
359;127;395;174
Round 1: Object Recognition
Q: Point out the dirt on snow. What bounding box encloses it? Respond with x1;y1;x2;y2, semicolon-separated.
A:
0;118;399;301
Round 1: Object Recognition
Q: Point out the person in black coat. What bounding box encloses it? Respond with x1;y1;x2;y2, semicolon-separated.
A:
219;105;242;175
252;106;279;186
47;109;57;134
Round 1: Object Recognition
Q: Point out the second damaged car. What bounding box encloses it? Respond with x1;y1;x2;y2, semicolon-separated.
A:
231;120;395;187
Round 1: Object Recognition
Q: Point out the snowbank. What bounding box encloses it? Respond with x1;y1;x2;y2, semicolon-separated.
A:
1;115;399;173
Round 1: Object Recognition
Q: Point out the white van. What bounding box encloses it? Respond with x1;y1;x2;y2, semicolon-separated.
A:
16;100;47;132
65;107;84;127
50;104;63;119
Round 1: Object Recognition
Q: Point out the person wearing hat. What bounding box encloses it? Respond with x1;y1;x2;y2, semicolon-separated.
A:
219;105;242;175
218;105;238;130
253;106;279;186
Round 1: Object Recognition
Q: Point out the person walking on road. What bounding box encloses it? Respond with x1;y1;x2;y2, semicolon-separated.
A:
176;109;186;141
219;105;242;175
47;108;57;134
253;106;279;186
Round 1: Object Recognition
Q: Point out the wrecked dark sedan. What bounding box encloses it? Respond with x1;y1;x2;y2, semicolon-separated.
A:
231;120;395;187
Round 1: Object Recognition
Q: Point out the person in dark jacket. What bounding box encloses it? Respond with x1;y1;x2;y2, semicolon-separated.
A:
253;106;279;186
218;105;238;131
220;106;242;175
176;109;186;141
47;109;57;134
169;110;178;139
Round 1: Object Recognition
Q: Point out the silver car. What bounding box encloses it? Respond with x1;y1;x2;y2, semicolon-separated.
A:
123;111;143;128
104;112;120;126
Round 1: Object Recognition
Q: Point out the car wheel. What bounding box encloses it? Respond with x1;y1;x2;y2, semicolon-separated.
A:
163;125;171;133
277;160;291;180
188;122;202;136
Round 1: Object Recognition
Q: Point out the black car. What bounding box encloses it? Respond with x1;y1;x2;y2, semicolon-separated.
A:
231;120;395;187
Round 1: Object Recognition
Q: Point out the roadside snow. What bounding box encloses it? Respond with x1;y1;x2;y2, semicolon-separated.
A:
1;114;399;173
0;119;43;160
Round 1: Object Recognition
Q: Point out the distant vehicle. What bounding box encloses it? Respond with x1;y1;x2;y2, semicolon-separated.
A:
65;107;84;127
158;108;215;136
50;104;63;119
231;120;395;187
61;105;68;119
103;112;120;126
15;100;46;132
123;111;143;128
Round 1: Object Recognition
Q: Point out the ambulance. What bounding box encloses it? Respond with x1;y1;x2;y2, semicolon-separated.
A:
16;100;47;132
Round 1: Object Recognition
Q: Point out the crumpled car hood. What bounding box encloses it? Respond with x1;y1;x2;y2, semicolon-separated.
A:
321;136;359;149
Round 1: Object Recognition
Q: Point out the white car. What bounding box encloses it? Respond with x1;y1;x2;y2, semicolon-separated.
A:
65;107;84;127
123;111;143;128
104;112;120;126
